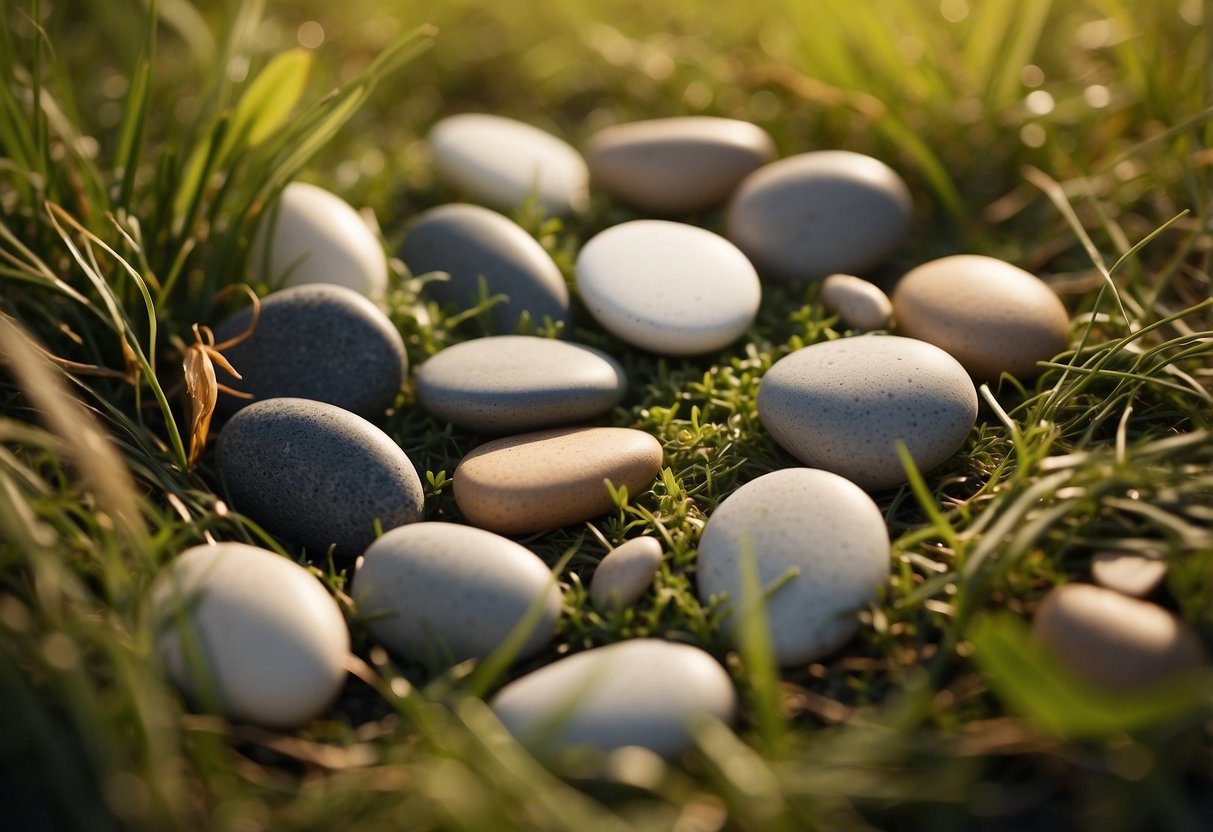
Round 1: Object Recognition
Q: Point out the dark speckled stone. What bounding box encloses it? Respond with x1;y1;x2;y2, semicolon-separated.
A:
399;203;570;334
757;335;977;490
416;335;626;434
213;284;407;420
218;398;424;556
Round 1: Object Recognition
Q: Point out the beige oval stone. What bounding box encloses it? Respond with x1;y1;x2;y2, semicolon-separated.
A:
820;273;893;332
586;117;776;216
590;536;664;612
454;427;664;534
1033;583;1204;691
892;254;1069;380
1091;550;1168;598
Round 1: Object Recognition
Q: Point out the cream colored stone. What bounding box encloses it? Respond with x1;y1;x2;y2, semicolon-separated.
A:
820;273;893;332
590;536;664;612
1091;550;1168;598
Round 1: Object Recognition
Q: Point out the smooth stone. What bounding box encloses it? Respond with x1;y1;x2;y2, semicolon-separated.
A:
416;335;626;434
891;254;1070;380
429;113;589;216
696;468;890;666
725;151;913;283
354;523;561;665
1091;550;1168;598
152;543;349;728
213;284;407;420
575;220;761;355
218;398;424;556
585;116;776;216
758;336;978;490
400;203;571;333
820;273;894;332
491;639;736;756
1033;583;1204;691
590;536;664;612
253;182;388;297
454;427;664;535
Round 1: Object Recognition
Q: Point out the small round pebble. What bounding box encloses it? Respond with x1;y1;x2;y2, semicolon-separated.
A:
575;220;761;355
491;639;736;756
585;116;776;216
354;523;561;665
416;335;626;434
696;468;890;666
758;336;978;490
892;254;1070;380
1091;550;1169;599
400;203;571;333
820;273;894;332
253;182;388;297
213;283;407;419
429;113;589;216
454;427;664;535
152;543;349;728
590;536;664;612
218;398;424;556
725;151;913;283
1033;583;1204;690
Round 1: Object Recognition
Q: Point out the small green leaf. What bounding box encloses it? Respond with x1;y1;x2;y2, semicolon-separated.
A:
227;48;313;152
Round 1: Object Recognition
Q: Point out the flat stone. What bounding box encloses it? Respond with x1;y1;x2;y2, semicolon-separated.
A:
590;536;664;612
213;284;407;420
1033;583;1204;690
400;203;571;334
454;427;664;535
725;151;913;283
891;254;1070;380
416;335;626;434
152;543;349;728
758;336;978;490
820;273;893;332
429;113;589;216
491;639;736;756
585;117;776;216
1091;550;1169;598
218;398;424;556
253;182;388;297
575;220;761;355
696;468;890;666
354;522;561;666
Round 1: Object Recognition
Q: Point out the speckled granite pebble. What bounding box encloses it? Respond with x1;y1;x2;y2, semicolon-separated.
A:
1033;583;1204;690
892;254;1070;380
416;335;626;434
429;113;589;216
758;336;977;490
590;536;664;612
213;284;407;419
152;543;349;728
696;468;890;666
820;273;894;332
218;398;424;556
575;220;761;355
1091;550;1168;598
354;523;561;665
400;203;571;333
253;182;388;297
454;427;664;534
585;117;775;215
491;639;736;756
726;151;912;282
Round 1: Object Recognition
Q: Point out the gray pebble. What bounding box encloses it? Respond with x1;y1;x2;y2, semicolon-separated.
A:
726;151;913;282
758;336;977;490
218;398;424;556
213;284;407;420
590;536;664;612
400;203;571;334
416;335;626;434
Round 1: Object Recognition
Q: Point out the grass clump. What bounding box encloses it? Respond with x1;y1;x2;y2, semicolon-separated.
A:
3;0;1213;829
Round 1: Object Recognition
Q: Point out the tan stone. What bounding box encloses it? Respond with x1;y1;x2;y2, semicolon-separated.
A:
454;427;664;534
590;536;664;612
820;273;893;332
1091;550;1168;598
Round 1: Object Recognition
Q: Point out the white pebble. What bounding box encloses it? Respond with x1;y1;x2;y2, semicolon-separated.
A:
590;536;664;612
820;273;894;332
